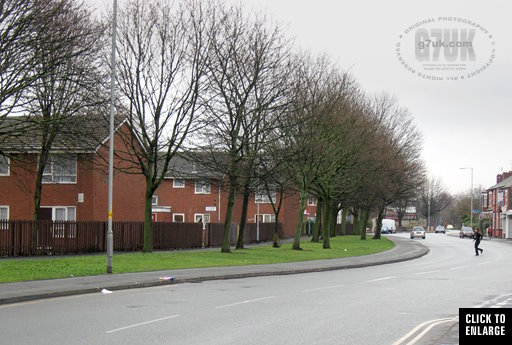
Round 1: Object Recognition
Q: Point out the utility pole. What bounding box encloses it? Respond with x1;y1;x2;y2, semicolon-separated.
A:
107;0;118;274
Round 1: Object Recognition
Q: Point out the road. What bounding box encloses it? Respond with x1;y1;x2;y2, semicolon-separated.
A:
1;233;511;345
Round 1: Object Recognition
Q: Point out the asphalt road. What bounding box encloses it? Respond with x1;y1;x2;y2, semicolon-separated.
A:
1;233;511;345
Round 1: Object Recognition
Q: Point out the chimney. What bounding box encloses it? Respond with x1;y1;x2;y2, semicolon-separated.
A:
497;171;512;183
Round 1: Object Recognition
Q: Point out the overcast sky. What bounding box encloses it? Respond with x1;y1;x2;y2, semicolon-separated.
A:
86;0;512;195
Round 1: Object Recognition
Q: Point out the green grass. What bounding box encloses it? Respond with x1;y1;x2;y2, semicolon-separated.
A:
0;236;394;283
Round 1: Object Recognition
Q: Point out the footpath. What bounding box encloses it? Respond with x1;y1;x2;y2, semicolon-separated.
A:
0;236;428;305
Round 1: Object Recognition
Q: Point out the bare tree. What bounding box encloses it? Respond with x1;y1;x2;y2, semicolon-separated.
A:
417;177;453;226
0;0;71;142
17;0;106;221
196;4;291;253
112;0;210;252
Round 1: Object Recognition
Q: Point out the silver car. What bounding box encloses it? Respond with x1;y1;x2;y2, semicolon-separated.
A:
410;226;426;239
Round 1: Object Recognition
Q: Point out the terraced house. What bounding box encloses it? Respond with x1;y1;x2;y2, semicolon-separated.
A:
482;171;512;239
0;117;312;243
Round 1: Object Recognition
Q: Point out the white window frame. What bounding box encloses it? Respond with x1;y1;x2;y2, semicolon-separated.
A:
0;155;10;176
255;214;275;223
173;178;185;188
195;180;211;194
255;191;276;204
173;213;185;222
0;206;8;230
194;213;210;229
307;195;318;206
152;195;158;206
42;206;76;238
42;154;77;184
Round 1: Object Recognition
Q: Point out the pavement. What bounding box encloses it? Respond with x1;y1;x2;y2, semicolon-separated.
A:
0;235;429;305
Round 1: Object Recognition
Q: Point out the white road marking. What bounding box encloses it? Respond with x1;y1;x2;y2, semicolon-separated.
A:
413;270;439;275
106;314;181;334
215;296;276;309
404;318;457;345
302;285;345;293
449;265;468;270
366;276;396;283
392;317;456;345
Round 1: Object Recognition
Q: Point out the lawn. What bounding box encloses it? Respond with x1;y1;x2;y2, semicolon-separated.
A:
0;236;394;283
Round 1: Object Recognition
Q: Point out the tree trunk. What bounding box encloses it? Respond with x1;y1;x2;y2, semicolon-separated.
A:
33;152;49;221
330;206;337;237
236;183;250;249
273;210;281;248
360;208;369;240
373;207;385;240
311;198;322;242
143;185;154;252
221;176;237;253
322;198;331;249
352;208;360;235
340;208;348;236
292;188;306;250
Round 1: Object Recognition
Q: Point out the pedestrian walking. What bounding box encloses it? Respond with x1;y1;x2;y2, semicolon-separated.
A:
473;227;483;256
488;228;492;239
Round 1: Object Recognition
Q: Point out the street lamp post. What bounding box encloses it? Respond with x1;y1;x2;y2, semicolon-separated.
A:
107;0;118;274
460;167;474;227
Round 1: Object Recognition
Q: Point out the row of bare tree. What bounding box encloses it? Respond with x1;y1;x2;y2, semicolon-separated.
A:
0;0;427;253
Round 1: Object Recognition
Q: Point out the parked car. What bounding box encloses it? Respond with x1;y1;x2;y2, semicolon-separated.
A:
435;225;446;233
381;226;389;234
446;224;454;230
459;227;474;238
410;226;426;239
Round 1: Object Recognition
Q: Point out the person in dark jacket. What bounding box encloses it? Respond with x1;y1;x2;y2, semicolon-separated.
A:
473;227;483;256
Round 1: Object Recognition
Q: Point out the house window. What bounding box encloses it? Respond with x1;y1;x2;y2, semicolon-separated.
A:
195;180;210;194
255;191;276;204
173;213;185;222
42;206;76;238
194;213;210;229
0;155;9;176
152;195;158;206
307;195;317;206
43;154;77;183
173;179;185;188
255;214;275;223
0;206;8;230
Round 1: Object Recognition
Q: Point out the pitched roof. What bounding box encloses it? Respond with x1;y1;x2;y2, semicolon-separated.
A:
487;175;512;190
164;152;225;180
0;114;125;153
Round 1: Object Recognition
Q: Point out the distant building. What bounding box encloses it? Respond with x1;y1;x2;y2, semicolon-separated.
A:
482;171;512;239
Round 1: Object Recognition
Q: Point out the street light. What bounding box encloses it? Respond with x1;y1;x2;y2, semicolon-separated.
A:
460;167;473;227
107;0;118;274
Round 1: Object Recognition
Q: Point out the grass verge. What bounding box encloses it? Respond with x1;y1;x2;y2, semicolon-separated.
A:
0;236;394;283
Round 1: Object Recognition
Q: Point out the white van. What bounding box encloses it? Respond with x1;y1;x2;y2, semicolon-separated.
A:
381;219;396;233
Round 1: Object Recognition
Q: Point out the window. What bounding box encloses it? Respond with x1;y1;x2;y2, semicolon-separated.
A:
43;154;77;183
152;195;158;206
307;195;317;206
0;155;9;176
0;206;8;230
42;206;76;238
195;180;210;194
255;214;275;223
173;213;185;222
255;191;276;204
173;179;185;188
194;213;210;229
0;206;8;220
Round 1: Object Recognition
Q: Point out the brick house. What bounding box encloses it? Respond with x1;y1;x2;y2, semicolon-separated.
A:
482;171;512;239
0;119;312;239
